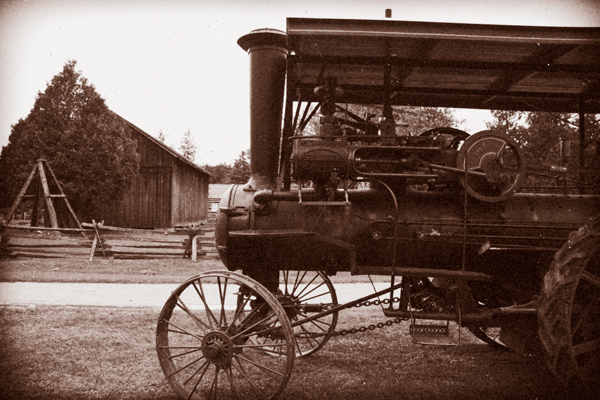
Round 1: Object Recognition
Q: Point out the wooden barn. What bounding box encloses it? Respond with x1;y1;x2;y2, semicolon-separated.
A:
96;117;211;229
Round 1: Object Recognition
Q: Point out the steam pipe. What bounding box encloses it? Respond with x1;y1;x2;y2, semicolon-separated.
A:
238;29;288;190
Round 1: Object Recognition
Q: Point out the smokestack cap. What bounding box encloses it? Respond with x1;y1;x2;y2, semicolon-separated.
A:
238;28;287;52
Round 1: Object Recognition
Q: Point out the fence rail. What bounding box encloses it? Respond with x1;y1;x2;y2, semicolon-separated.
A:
1;222;217;261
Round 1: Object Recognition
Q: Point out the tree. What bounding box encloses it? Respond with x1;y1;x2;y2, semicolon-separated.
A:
393;106;461;136
298;104;461;136
203;163;233;184
179;128;197;161
227;150;250;183
158;130;166;142
0;60;139;219
486;110;579;167
202;150;251;184
486;110;599;193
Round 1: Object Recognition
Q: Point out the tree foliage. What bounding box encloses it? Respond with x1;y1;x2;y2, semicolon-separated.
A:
299;104;461;136
393;106;462;136
0;60;140;217
179;128;197;161
202;150;250;184
486;110;599;192
486;111;600;167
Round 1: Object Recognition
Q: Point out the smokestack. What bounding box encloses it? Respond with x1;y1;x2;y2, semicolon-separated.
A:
238;29;288;190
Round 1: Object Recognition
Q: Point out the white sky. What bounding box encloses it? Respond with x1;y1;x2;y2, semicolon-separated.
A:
1;0;599;166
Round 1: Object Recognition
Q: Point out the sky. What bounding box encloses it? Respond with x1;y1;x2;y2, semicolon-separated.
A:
1;0;599;166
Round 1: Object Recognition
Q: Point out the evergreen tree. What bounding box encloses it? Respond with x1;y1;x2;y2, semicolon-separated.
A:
179;128;197;161
0;60;139;218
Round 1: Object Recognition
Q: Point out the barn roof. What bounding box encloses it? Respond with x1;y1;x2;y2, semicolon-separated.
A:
116;115;212;176
287;18;600;113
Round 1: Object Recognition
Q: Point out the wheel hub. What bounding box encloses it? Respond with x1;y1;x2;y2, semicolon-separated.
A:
201;331;234;365
278;294;301;319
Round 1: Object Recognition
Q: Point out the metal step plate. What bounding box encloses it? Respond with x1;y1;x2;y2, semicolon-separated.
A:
410;323;458;346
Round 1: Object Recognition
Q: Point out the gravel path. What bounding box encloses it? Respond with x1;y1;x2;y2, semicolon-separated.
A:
0;281;391;308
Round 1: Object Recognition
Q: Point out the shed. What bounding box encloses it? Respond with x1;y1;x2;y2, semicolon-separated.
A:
96;117;211;229
208;184;232;212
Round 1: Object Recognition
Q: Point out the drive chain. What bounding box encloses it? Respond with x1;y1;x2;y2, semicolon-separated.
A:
298;296;406;338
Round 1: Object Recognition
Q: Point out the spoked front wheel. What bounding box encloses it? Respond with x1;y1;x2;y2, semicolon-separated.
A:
279;271;338;357
156;270;295;400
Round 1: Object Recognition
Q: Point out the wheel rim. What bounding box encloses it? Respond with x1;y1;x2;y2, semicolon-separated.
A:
279;271;338;357
156;271;295;400
567;240;600;388
539;224;600;392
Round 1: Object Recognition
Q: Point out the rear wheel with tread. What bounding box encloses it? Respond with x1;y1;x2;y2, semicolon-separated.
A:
538;222;600;393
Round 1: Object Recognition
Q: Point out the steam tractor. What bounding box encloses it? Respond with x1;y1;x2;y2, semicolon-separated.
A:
156;17;599;399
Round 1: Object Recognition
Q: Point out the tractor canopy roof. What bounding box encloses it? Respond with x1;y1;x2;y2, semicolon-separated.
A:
286;17;600;114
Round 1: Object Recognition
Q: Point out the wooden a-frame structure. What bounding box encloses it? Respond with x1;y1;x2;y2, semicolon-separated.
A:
2;159;84;235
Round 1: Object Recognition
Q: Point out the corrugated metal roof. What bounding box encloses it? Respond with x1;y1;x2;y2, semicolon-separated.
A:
287;18;600;113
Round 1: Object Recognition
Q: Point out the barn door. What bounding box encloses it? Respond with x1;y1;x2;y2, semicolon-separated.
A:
136;167;172;229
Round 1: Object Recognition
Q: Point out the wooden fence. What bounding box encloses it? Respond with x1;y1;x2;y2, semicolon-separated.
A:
0;218;216;261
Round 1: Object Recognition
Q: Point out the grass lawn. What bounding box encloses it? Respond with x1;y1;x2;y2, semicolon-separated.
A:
0;257;226;284
0;305;579;400
0;257;392;284
0;234;587;399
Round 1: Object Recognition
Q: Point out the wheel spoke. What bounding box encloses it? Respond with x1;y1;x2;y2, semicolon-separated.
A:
292;271;308;296
496;142;507;157
298;323;320;347
187;361;211;400
234;343;288;349
217;277;229;327
282;271;290;296
229;289;256;332
157;271;294;400
160;318;204;341
208;365;220;399
184;360;209;386
242;321;281;340
169;354;205;378
293;273;320;299
296;313;330;330
169;347;203;359
175;295;211;332
295;280;327;302
192;280;219;329
278;271;338;357
231;358;267;399
225;366;239;400
232;311;278;341
297;289;332;303
303;319;327;335
234;354;286;378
